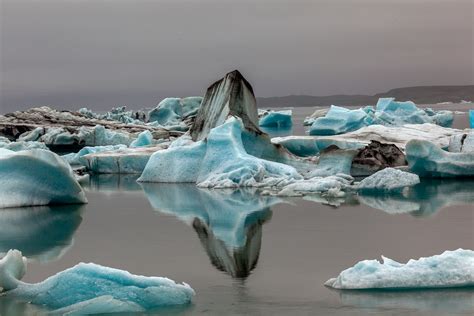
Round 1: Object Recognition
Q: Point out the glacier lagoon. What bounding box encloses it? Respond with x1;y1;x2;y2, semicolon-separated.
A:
0;142;473;314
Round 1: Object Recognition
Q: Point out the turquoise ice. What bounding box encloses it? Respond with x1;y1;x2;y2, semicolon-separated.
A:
0;250;194;314
0;149;87;208
325;249;474;289
259;110;292;128
309;105;368;135
148;97;203;130
62;145;127;166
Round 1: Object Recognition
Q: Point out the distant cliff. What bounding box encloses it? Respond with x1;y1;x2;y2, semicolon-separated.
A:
257;85;474;108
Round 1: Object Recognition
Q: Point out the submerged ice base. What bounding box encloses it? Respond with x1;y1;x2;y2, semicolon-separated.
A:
325;249;474;289
0;250;194;314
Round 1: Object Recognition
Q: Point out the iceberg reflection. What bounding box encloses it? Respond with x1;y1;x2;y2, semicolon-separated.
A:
141;184;280;278
357;179;474;216
336;289;474;313
0;204;83;262
83;174;142;192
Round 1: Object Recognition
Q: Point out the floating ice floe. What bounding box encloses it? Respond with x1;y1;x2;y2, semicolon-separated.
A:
0;139;49;151
325;249;474;289
274;123;463;155
148;97;203;131
448;131;474;153
308;98;453;136
258;109;292;128
0;149;87;208
406;139;474;177
62;145;127;166
357;168;420;193
129;130;155;147
272;174;354;197
0;205;83;263
0;250;195;314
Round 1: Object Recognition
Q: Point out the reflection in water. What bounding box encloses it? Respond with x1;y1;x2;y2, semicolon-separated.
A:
357;179;474;216
141;184;280;278
83;174;142;192
336;288;474;313
0;204;84;262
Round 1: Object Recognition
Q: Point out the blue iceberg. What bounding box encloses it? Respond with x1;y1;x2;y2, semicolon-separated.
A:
258;110;292;128
139;117;302;187
148;97;203;130
62;145;127;166
470;110;474;128
309;98;453;136
0;250;195;314
0;139;49;152
130;130;154;147
406;139;474;177
0;149;87;208
325;249;474;289
357;168;420;193
309;105;368;135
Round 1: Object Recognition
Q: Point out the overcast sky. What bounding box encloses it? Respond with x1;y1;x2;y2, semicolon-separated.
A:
1;0;473;112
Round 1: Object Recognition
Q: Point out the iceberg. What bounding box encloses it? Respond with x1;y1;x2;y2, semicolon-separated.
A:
0;250;195;314
0;149;87;208
130;130;154;147
274;123;463;154
0;140;49;151
308;98;453;136
309;105;368;135
357;168;420;193
0;205;83;262
62;145;127;166
325;249;474;289
272;174;353;197
142;184;278;277
258;110;292;128
148;97;203;130
306;147;358;177
139;117;302;188
78;106;147;125
448;132;474;153
470;109;474;128
406;139;474;177
84;145;168;174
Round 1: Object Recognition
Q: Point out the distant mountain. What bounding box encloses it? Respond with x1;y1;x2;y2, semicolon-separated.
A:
256;85;474;108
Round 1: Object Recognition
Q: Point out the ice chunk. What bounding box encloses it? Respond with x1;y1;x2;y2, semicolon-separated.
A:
0;149;87;208
357;168;420;193
148;97;203;129
0;250;194;313
84;145;168;174
274;123;463;153
139;117;302;187
258;110;292;128
79;106;147;125
62;145;127;166
0;205;83;263
448;132;474;153
189;70;260;141
309;105;368;135
470;109;474;128
325;249;474;289
0;140;49;151
406;139;474;177
306;147;358;177
273;174;354;197
130;130;154;147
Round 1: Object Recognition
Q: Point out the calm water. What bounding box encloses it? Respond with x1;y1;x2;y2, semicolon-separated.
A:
0;107;473;315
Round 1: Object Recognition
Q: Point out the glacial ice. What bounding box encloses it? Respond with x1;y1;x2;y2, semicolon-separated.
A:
0;250;195;314
309;105;367;135
62;145;127;166
0;205;83;263
448;132;474;153
78;106;147;125
306;147;358;177
273;174;354;197
258;110;292;128
357;168;420;193
308;98;453;136
325;249;474;289
470;109;474;128
0;140;49;151
406;139;474;177
130;130;154;147
139;117;302;187
0;149;87;208
148;97;203;131
274;123;463;154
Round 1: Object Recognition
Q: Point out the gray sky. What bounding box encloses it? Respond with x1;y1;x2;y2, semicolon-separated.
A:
1;0;473;112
